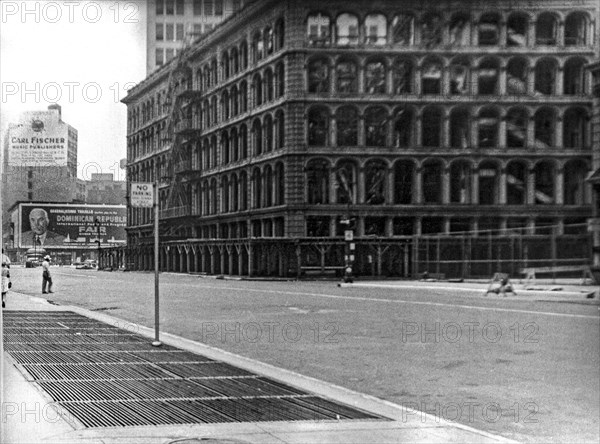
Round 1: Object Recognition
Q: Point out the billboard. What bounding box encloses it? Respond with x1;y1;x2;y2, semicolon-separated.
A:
8;110;69;167
18;204;126;249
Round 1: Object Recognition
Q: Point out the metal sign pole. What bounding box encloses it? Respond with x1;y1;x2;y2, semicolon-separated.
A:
152;181;161;347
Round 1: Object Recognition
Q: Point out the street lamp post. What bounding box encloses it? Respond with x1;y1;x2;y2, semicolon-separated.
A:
94;217;101;268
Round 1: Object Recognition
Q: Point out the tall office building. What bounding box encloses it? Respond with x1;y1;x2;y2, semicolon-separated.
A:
147;0;244;73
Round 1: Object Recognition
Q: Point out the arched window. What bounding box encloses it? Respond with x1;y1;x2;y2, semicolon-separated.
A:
393;160;414;204
239;171;248;210
564;160;588;205
479;12;500;45
231;127;239;161
210;135;218;168
564;58;587;95
252;30;263;62
478;107;500;148
507;57;528;95
264;26;274;56
478;161;500;204
534;161;555;204
536;13;558;45
421;13;442;48
306;159;330;204
336;13;359;45
275;18;285;50
210;179;218;214
450;161;473;203
222;176;229;212
252;73;262;106
221;131;230;164
231;174;239;211
449;13;471;46
275;62;285;97
210;96;218;124
335;160;356;204
507;13;528;46
336;106;358;146
336;58;358;93
275;162;285;205
252;119;262;155
534;58;557;95
506;107;527;148
506;162;527;205
240;124;248;158
422;107;442;147
450;58;470;95
393;107;414;147
563;107;588;148
221;50;230;79
365;106;388;147
392;58;413;93
364;13;387;45
422;160;443;203
422;58;442;94
450;107;470;148
308;57;330;93
365;58;386;93
230;47;239;74
478;58;500;95
239;81;248;112
239;40;248;69
221;90;229;120
307;13;331;46
391;14;414;45
308;106;329;146
264;68;274;102
230;85;239;116
365;159;387;204
565;12;589;46
534;107;556;148
264;114;273;152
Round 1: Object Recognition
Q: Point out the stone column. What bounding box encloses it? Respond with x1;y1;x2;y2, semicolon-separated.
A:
555;167;564;204
499;168;507;204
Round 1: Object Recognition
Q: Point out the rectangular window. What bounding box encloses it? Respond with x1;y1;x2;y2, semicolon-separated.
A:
176;0;184;14
193;0;202;15
166;48;174;61
156;23;164;40
166;0;174;15
194;23;203;35
176;23;184;41
204;0;213;15
205;23;214;32
232;0;241;12
166;23;174;41
156;0;164;15
215;0;223;15
156;48;164;66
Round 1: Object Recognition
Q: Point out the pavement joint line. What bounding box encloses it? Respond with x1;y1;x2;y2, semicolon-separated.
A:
59;303;517;444
187;283;600;320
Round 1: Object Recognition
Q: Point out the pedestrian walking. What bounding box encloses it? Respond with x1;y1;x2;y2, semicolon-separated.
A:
1;248;10;268
2;260;11;308
42;255;54;294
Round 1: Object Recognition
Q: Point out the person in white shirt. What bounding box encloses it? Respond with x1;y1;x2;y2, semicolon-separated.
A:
1;248;10;268
42;255;54;294
1;262;10;308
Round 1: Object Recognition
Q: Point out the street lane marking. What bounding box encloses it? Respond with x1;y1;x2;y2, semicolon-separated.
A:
196;284;599;320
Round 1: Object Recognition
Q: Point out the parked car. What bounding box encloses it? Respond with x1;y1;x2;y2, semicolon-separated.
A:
25;259;40;268
75;259;97;270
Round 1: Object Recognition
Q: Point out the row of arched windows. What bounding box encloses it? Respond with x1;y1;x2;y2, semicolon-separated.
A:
189;163;285;216
307;55;590;96
305;157;590;206
307;10;594;48
307;105;590;149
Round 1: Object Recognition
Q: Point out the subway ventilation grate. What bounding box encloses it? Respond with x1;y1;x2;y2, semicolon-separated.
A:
3;311;384;428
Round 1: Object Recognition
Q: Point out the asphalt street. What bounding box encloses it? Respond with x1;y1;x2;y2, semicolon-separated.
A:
7;266;600;443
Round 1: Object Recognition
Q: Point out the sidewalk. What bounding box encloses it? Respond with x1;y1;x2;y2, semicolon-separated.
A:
2;291;515;444
340;278;599;303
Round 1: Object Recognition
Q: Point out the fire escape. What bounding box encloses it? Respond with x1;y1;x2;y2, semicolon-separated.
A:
160;32;203;235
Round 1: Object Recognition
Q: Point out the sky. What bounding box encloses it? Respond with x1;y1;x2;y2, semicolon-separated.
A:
0;0;147;180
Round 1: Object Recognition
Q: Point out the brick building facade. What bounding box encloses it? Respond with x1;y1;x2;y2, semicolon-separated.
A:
122;0;599;277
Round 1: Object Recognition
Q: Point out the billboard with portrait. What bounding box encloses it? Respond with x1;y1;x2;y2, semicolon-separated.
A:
8;110;69;167
17;204;126;249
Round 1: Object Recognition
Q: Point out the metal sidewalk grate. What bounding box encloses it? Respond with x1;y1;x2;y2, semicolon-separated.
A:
4;311;384;428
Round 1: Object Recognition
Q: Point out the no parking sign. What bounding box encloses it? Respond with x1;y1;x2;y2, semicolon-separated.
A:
131;183;154;208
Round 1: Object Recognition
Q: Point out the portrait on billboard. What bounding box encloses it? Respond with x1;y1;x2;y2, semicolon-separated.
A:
21;208;67;247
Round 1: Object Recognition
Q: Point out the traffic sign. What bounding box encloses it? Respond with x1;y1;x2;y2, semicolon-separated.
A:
131;183;154;208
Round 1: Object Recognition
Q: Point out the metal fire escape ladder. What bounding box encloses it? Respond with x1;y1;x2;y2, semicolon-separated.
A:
163;30;201;219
